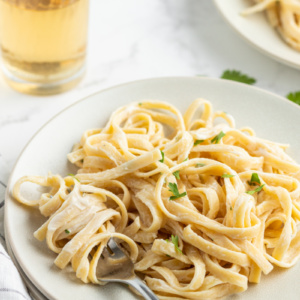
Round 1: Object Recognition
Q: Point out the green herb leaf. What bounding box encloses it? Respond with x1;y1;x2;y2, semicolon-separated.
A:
168;182;179;195
194;139;204;146
159;150;165;163
138;102;142;106
65;229;70;234
221;70;256;85
183;158;189;162
170;193;187;200
221;173;235;178
286;91;300;105
211;131;226;144
68;173;80;182
246;184;265;195
249;173;261;185
196;163;205;168
173;170;180;179
168;182;187;200
171;235;183;254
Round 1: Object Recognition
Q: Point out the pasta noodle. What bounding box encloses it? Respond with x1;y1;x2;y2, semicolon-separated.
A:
242;0;300;51
13;99;300;299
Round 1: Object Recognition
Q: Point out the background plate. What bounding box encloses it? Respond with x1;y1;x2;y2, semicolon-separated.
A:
5;77;300;300
214;0;300;70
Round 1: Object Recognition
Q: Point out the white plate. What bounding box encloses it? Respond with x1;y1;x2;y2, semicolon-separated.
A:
5;77;300;300
213;0;300;70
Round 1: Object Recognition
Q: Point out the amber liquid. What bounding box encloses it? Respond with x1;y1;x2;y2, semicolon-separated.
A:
0;0;89;94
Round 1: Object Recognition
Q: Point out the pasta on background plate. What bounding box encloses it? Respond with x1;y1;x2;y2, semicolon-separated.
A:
13;99;300;299
242;0;300;51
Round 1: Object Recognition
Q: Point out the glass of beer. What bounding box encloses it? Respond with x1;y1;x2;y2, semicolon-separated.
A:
0;0;89;95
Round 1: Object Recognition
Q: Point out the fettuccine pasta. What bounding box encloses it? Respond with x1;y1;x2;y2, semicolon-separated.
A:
13;99;300;299
242;0;300;51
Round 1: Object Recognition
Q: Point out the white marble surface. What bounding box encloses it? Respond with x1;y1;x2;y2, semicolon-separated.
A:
1;0;300;202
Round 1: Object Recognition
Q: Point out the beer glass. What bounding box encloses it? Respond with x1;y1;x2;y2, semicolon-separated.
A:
0;0;89;95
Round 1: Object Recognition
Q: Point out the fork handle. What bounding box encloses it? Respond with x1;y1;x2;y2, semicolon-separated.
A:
126;277;159;300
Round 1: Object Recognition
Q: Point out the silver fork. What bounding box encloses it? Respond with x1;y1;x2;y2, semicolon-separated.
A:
96;238;159;300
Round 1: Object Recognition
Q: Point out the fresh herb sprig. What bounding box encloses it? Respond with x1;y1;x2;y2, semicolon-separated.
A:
221;173;235;178
166;235;182;254
211;131;226;144
221;70;256;85
248;173;261;186
159;150;165;163
286;91;300;105
194;139;204;146
246;173;264;194
168;182;186;200
246;184;265;195
173;170;180;179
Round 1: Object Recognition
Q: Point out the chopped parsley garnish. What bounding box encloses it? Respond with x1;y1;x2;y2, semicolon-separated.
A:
183;158;189;162
159;150;165;163
168;182;187;200
286;91;300;105
138;102;142;106
196;163;205;168
221;70;256;85
173;170;180;179
166;235;182;254
68;173;80;182
221;173;235;178
246;184;265;195
248;173;261;186
65;229;70;234
194;139;204;146
211;131;226;144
